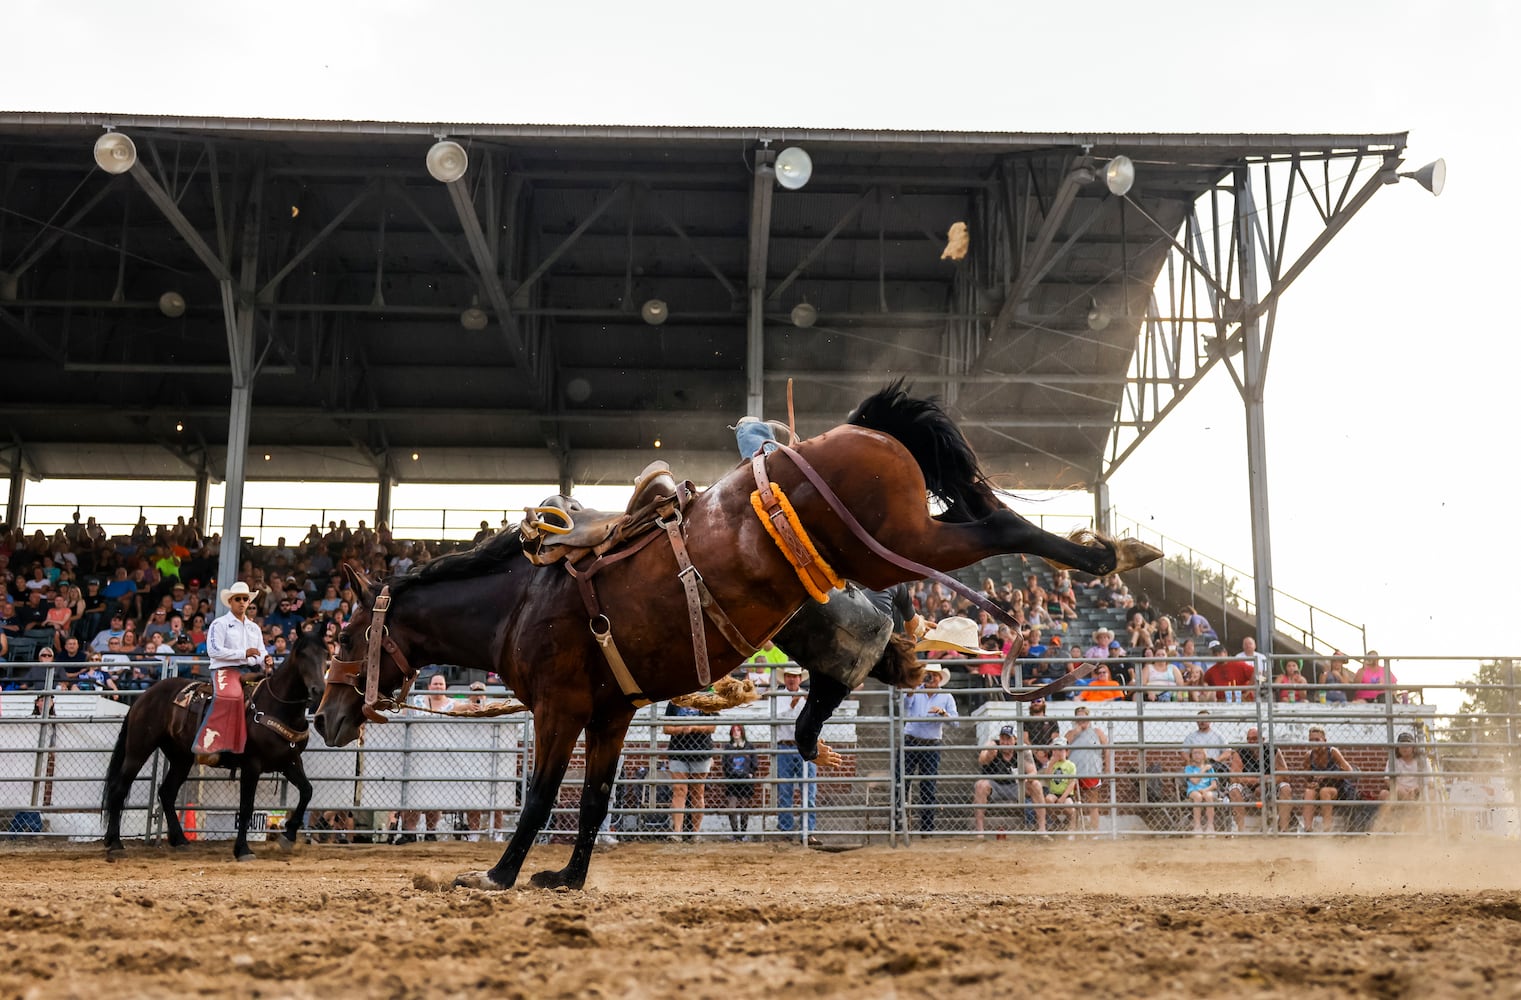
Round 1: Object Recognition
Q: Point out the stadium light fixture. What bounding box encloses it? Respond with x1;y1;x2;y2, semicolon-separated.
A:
775;147;813;190
425;140;469;183
460;294;488;331
790;302;818;328
1086;297;1111;332
1399;158;1446;197
1104;155;1135;197
93;132;138;174
159;291;186;318
640;298;669;326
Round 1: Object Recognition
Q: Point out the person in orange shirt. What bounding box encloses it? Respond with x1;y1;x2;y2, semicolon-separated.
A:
1078;663;1124;702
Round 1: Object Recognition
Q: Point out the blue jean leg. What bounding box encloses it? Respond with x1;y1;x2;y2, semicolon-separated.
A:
775;751;816;832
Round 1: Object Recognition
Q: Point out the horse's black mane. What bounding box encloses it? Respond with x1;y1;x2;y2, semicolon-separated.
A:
386;527;526;597
847;379;993;518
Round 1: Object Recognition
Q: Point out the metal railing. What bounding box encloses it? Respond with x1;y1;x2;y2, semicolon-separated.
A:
2;654;1515;845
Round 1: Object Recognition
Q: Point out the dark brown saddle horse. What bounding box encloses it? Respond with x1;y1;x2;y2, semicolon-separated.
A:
315;383;1159;891
102;630;328;861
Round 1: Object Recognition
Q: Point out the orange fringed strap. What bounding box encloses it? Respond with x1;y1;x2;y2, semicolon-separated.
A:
749;481;844;603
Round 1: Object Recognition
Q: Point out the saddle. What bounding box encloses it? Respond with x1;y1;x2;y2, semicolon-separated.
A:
520;461;692;566
169;678;306;749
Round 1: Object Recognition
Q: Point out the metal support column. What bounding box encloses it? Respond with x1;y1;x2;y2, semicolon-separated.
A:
1234;167;1276;656
375;472;392;530
215;174;263;607
5;447;26;527
192;461;211;536
746;149;777;418
1093;479;1112;536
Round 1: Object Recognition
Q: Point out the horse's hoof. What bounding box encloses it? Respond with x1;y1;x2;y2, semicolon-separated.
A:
276;835;297;854
1112;537;1163;572
530;869;585;891
105;845;125;862
235;851;257;863
453;870;512;891
168;840;190;851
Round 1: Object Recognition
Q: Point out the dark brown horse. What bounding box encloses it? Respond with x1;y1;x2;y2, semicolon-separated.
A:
103;628;328;861
314;384;1158;890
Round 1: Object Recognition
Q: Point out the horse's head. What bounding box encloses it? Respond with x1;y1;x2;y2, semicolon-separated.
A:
287;628;330;710
314;585;419;747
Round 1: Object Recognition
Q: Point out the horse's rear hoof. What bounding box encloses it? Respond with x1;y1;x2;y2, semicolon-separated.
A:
275;834;297;854
530;868;585;891
105;845;125;862
454;870;512;891
235;850;257;863
168;839;190;851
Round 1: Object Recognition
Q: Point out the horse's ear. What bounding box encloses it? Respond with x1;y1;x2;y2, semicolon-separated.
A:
343;563;375;604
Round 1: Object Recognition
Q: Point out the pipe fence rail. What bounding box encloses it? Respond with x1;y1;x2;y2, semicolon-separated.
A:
2;654;1516;846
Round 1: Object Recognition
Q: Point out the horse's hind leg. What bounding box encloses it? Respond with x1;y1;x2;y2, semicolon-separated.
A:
529;711;634;891
456;709;586;891
104;727;158;858
156;751;195;848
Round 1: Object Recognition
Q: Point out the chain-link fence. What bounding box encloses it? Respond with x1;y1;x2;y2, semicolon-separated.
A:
2;655;1517;844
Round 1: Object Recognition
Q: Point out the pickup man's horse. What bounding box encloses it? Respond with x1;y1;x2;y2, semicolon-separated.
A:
103;628;328;861
315;384;1158;890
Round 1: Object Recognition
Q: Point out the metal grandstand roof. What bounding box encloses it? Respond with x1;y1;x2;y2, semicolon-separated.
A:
0;113;1409;495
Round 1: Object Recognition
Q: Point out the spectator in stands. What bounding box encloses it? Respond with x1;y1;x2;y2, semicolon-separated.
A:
1220;727;1293;834
1078;664;1124;702
1182;710;1226;761
1084;627;1115;661
43;593;73;643
1179;657;1208;702
79;579;108;640
720;723;759;841
1180;605;1214;639
1065;705;1110;832
663;699;716;841
397;673;455;842
1321;654;1354;703
142;606;175;642
972;724;1023;839
1183;746;1219;835
1139;652;1183;700
1299;725;1358;833
1353;652;1398;703
1051;569;1078;621
1126;612;1154;650
1277;660;1309;702
1378;734;1430;829
472;520;495;544
1204;642;1255;702
1151;614;1176;649
265;595;304;637
1019;699;1060;833
89;611;127;653
57;635;85;665
1041;736;1077;829
902;660;959;833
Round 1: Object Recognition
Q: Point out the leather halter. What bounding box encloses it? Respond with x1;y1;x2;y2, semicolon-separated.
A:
325;585;419;723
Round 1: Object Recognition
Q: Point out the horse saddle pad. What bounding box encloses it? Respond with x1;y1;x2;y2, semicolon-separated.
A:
521;461;685;566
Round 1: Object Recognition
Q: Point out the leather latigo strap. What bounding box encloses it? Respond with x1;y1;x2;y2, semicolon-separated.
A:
751;452;838;598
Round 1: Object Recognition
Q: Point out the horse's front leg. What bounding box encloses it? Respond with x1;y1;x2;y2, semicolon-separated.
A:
530;711;634;891
233;765;261;861
277;756;314;852
455;711;585;891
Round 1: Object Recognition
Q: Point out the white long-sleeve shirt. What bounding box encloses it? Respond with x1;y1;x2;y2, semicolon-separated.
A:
207;611;266;671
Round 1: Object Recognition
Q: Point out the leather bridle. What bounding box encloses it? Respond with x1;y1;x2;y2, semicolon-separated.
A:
325;585;418;723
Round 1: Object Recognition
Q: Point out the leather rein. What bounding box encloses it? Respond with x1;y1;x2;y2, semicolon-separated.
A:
325;585;420;724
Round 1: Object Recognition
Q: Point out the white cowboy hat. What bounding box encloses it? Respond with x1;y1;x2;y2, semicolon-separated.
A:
220;580;260;606
920;663;950;676
915;616;984;656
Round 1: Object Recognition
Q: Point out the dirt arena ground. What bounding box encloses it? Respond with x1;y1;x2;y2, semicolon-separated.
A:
2;836;1519;999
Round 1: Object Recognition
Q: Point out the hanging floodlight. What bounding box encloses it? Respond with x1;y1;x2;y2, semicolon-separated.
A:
774;147;813;190
93;132;138;174
640;298;669;325
1104;155;1135;197
790;302;818;328
159;291;186;318
425;140;469;183
1399;158;1446;196
1086;298;1111;332
460;305;489;331
0;272;16;301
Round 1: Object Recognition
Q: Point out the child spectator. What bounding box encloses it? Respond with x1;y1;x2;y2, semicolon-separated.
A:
1183;746;1219;835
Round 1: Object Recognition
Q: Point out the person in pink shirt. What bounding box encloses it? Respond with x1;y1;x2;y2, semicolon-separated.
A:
1353;651;1398;703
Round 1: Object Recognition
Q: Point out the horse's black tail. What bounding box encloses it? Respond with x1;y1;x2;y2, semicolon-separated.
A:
846;379;996;519
102;713;131;813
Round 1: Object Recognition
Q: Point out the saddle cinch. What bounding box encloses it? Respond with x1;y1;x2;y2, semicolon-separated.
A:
519;461;693;566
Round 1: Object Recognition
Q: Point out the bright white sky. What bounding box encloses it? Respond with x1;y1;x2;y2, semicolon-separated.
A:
4;0;1517;695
